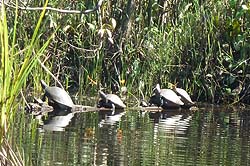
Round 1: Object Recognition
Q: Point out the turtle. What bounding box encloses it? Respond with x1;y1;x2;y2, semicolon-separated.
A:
149;84;184;109
98;90;126;109
171;85;194;106
40;80;74;110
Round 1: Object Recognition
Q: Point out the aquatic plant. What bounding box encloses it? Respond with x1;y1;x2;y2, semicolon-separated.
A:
4;1;250;102
15;0;248;104
0;0;53;165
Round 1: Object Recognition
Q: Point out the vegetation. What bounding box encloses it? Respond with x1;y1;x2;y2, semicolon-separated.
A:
4;0;249;104
0;0;53;165
1;0;250;164
2;0;249;104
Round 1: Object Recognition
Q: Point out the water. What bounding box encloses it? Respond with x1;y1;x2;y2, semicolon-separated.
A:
12;105;250;165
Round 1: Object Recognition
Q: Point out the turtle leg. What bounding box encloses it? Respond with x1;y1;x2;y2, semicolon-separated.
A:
111;103;115;115
160;97;164;107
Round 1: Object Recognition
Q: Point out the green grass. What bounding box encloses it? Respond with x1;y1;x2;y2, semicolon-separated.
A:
0;0;55;165
2;0;248;104
0;0;249;164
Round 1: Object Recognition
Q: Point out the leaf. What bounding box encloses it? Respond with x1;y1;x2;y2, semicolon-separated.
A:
87;23;95;31
111;18;117;29
108;37;114;44
184;3;192;12
98;28;105;38
224;88;231;94
206;74;213;78
49;15;57;28
242;5;248;10
63;25;71;32
106;29;112;38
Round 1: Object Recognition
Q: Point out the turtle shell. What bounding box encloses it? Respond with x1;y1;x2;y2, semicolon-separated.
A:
173;87;194;105
41;80;74;110
151;84;183;108
160;89;184;107
99;91;126;109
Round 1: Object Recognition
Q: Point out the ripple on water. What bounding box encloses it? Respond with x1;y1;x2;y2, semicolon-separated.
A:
12;105;250;165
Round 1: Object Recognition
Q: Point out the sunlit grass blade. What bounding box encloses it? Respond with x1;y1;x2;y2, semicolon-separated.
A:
0;0;10;138
0;0;52;165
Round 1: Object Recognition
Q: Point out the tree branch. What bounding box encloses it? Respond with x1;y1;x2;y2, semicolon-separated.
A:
4;0;104;14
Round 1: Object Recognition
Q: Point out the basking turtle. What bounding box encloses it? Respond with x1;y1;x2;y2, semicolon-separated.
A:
41;80;74;110
149;84;184;109
171;85;194;106
98;90;126;109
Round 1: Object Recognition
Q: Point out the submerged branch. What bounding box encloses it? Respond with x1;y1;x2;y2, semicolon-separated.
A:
4;0;104;14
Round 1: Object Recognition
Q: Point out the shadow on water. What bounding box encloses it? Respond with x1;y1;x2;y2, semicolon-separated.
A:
11;104;250;165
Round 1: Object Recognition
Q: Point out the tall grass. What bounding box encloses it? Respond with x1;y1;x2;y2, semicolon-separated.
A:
0;0;248;163
0;0;53;165
5;1;250;105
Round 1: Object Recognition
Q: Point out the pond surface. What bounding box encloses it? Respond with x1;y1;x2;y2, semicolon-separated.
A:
11;104;250;166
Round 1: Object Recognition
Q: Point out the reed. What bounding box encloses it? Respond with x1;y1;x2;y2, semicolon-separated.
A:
0;1;248;164
5;1;250;104
0;0;54;165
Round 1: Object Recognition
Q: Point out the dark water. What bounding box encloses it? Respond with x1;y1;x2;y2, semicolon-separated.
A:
12;105;250;166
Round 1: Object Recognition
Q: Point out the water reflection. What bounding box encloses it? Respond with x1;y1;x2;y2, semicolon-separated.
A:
98;110;126;127
11;105;250;165
159;114;192;135
95;110;126;166
41;112;74;131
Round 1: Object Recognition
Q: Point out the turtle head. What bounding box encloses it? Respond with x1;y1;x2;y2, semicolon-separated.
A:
153;84;161;96
40;80;48;89
99;90;107;99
